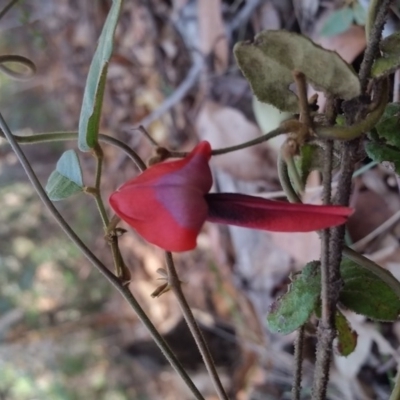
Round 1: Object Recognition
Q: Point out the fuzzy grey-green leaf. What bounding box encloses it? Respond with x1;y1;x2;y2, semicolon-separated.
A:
353;3;366;26
372;32;400;78
267;261;321;334
234;30;360;112
380;32;400;55
78;0;123;151
45;150;84;201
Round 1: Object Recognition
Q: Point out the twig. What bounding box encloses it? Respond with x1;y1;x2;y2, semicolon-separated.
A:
124;57;204;131
312;2;392;398
167;126;286;158
227;0;262;35
1;131;147;171
165;252;229;400
359;0;393;92
0;0;20;21
292;325;305;400
311;140;334;400
293;70;312;128
0;112;205;400
352;210;400;251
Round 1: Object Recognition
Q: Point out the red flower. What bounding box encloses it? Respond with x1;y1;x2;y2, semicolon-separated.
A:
109;141;353;252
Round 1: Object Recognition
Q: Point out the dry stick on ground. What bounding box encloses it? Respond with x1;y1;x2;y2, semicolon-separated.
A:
311;1;393;399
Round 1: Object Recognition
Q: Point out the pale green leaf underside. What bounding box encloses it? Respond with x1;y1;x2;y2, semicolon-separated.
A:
46;172;83;201
78;0;124;151
45;150;84;201
320;8;353;37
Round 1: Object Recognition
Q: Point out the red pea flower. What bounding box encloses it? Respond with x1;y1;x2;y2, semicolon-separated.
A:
109;141;353;252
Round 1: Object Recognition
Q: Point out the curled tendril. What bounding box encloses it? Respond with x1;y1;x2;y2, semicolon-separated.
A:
0;55;36;80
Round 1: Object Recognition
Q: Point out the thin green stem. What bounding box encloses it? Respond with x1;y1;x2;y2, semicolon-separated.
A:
286;152;304;194
0;55;36;80
277;153;302;203
91;143;131;283
293;70;312;128
0;131;147;171
165;252;229;400
352;161;378;178
315;78;389;140
212;126;285;155
168;126;286;158
0;112;204;400
93;145;104;195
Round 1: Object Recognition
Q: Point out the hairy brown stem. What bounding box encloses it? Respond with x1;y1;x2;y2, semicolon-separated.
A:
311;140;334;399
293;70;312;128
359;0;393;92
312;2;392;398
292;326;305;400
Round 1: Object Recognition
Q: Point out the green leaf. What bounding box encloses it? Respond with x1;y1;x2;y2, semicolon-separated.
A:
45;150;84;201
352;3;366;26
320;8;354;37
372;32;400;78
380;32;400;55
340;258;400;321
375;102;400;148
234;30;360;113
295;143;341;184
365;141;400;175
267;261;321;334
78;0;124;151
296;144;315;184
372;56;400;78
335;309;357;356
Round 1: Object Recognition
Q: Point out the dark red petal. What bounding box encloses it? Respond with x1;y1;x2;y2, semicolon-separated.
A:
110;186;208;251
109;141;213;251
205;193;353;232
118;141;212;190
